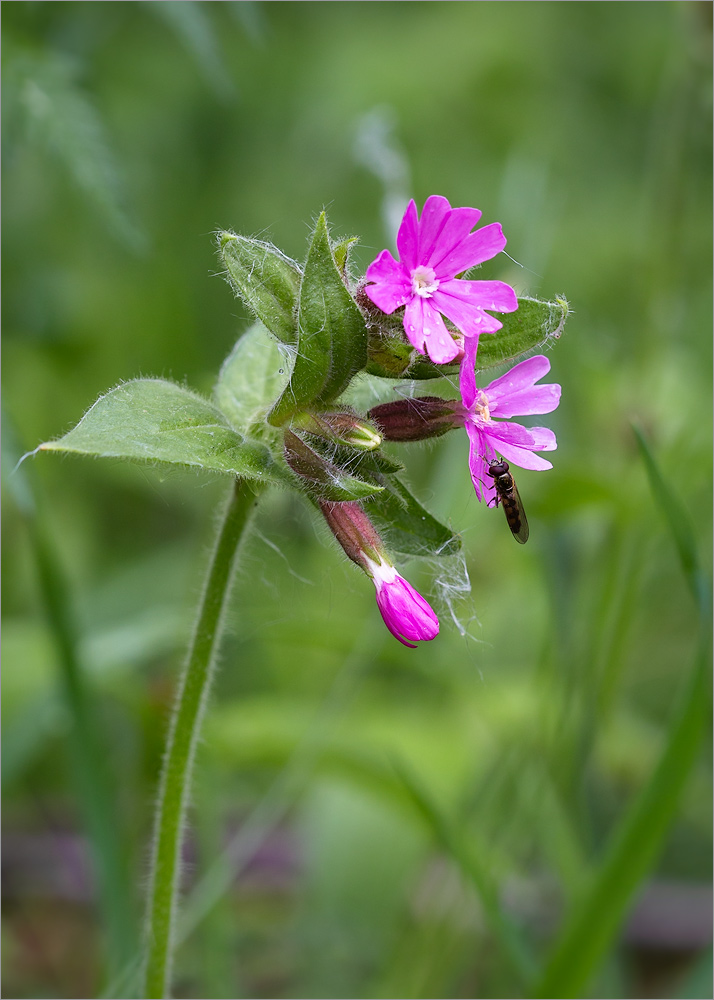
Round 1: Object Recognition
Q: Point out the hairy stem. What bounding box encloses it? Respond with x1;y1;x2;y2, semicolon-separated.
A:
143;477;261;999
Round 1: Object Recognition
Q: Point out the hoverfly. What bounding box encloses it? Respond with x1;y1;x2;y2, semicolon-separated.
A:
486;460;529;544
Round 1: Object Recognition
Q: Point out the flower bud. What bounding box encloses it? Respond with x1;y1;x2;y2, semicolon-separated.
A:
319;501;439;648
318;500;384;568
292;410;382;451
283;428;335;487
368;397;461;442
367;558;440;648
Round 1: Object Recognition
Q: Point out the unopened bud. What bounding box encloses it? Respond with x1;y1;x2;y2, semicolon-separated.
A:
283;429;333;486
368;397;461;442
318;500;385;569
292;410;382;451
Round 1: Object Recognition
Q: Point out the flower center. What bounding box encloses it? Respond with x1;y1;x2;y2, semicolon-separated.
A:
473;391;491;422
411;265;439;298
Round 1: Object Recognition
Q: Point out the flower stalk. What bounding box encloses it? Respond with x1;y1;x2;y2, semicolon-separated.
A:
143;477;262;999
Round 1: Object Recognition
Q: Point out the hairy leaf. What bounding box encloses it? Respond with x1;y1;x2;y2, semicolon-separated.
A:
38;379;287;484
365;476;461;557
367;295;568;379
269;213;369;424
214;322;290;436
218;232;301;345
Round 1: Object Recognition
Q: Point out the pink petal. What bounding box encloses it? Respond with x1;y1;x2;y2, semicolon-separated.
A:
482;419;538;448
416;195;452;264
364;249;411;314
490;383;561;418
486;435;553;471
375;573;439;647
432;222;508;278
527;426;557;451
423;206;482;271
459;337;479;409
396;199;419;271
465;423;497;503
403;297;460;364
432;279;518;336
485;355;552;400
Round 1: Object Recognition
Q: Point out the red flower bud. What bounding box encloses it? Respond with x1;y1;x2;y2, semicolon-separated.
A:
368;397;461;442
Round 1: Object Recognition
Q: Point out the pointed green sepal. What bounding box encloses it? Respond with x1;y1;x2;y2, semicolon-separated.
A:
38;379;289;485
269;213;369;425
218;231;301;345
283;429;384;503
332;235;359;275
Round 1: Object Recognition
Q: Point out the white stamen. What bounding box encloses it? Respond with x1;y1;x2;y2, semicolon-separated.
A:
411;265;439;298
473;390;491;422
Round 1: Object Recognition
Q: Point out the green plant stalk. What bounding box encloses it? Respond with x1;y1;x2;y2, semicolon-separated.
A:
143;477;262;999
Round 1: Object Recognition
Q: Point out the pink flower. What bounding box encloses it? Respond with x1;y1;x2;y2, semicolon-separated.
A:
366;557;440;649
459;339;561;503
364;195;518;365
319;500;439;648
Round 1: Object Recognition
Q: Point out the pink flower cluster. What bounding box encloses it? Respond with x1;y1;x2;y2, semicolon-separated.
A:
365;195;561;505
326;196;561;649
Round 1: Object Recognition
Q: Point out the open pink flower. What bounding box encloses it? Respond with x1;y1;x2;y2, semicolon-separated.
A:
364;195;518;365
365;557;440;648
459;340;561;503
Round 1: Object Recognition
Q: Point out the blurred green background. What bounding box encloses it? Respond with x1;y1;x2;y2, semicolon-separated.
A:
3;3;712;998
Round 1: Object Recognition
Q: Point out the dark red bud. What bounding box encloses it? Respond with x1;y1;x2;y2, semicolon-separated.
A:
318;500;385;569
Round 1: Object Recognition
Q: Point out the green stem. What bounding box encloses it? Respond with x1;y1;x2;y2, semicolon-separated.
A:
142;477;261;999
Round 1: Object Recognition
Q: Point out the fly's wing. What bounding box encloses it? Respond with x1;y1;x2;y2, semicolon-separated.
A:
502;477;529;544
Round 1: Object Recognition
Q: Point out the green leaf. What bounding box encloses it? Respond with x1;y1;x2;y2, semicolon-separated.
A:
283;429;383;503
269;213;369;424
365;476;461;557
367;295;568;380
475;294;569;371
218;232;301;345
214;322;289;436
38;379;288;485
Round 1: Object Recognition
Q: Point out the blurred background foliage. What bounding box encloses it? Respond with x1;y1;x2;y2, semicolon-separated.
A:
2;3;712;998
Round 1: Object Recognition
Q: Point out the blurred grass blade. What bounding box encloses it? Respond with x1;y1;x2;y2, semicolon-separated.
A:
391;755;537;988
532;431;711;1000
632;424;710;615
3;418;137;980
4;46;144;251
149;1;235;100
